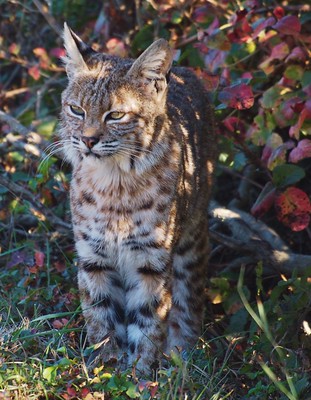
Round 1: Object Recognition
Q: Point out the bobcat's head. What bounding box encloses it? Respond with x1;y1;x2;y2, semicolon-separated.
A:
60;24;173;172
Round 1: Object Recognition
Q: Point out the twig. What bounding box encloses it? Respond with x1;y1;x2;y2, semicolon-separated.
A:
0;174;71;231
0;53;64;73
32;0;62;37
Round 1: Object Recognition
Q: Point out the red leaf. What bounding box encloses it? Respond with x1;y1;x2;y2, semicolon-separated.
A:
289;139;311;163
228;23;252;43
222;116;246;138
53;318;69;329
194;69;220;91
285;46;307;63
280;97;302;120
35;251;45;267
138;381;158;397
218;83;254;110
81;388;90;398
270;42;289;61
28;65;41;80
289;99;311;139
106;38;127;57
252;16;276;38
204;49;227;73
8;43;20;56
245;0;260;9
54;260;67;273
192;5;211;23
285;214;310;232
28;265;40;274
259;42;289;73
52;320;64;329
251;182;276;218
275;187;311;231
236;9;248;22
33;47;48;58
273;6;285;20
291;100;305;114
33;47;50;68
273;15;301;36
66;385;77;397
50;47;66;58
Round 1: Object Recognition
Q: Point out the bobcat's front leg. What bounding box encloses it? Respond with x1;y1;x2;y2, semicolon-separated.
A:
78;261;126;363
123;253;172;374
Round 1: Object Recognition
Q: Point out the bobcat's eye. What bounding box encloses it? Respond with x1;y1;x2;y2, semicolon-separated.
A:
108;111;126;120
69;105;85;119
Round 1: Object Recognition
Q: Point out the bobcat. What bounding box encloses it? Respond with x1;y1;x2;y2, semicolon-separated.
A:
60;23;216;374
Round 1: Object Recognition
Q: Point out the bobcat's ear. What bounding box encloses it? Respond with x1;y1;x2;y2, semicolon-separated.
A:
63;22;95;76
127;39;173;100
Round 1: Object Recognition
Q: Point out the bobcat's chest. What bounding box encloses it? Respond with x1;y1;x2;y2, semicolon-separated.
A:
70;159;177;266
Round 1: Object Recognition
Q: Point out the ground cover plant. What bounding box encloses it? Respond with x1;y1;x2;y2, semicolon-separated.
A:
0;0;310;398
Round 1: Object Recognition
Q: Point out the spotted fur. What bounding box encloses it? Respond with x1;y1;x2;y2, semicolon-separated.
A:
60;23;216;374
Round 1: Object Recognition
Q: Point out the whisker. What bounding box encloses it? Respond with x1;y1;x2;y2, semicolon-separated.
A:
38;140;71;172
116;149;141;160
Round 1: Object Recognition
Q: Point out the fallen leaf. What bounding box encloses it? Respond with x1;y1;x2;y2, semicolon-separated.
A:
35;251;45;267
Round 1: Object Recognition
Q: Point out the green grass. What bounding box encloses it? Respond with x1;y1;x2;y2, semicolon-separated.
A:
1;245;310;399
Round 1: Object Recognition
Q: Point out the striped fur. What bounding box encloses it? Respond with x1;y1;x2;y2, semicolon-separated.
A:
60;24;216;374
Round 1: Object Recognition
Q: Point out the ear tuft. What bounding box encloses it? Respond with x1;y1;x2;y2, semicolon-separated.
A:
128;39;173;82
63;23;95;75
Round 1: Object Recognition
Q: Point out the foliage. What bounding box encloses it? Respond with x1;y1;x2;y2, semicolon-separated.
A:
0;0;310;399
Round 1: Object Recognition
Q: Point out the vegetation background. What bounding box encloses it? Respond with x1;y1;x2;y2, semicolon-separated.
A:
0;0;310;399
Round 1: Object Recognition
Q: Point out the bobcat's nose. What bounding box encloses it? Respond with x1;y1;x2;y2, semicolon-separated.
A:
81;136;99;149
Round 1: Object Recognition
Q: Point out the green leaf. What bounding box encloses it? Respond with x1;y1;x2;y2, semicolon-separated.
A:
272;164;305;188
301;70;311;88
126;382;139;398
12;172;30;182
228;307;248;333
0;185;9;194
57;357;72;367
9;151;24;163
37;156;57;179
232;152;247;171
284;65;304;81
261;86;283;109
170;350;184;368
171;11;183;24
43;366;58;382
36;119;57;138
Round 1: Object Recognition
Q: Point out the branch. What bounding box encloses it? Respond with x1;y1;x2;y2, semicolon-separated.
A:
0;110;62;160
0;110;45;145
209;201;311;275
0;174;71;231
